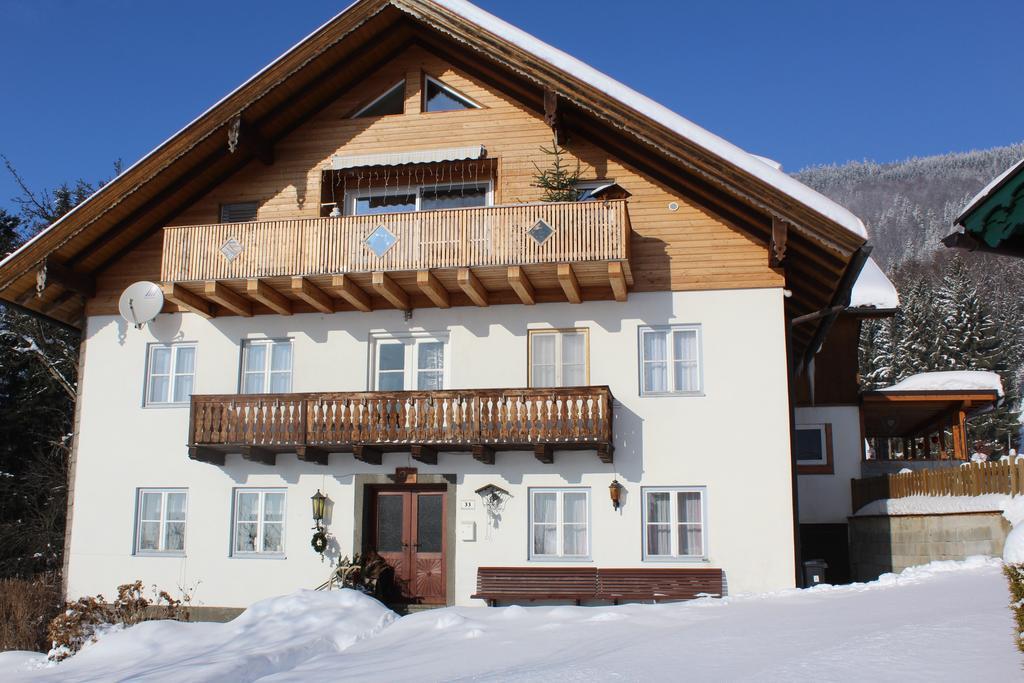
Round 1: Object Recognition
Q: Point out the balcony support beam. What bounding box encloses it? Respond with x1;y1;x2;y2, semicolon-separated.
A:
417;270;450;309
472;444;495;465
557;263;582;304
507;266;535;305
597;443;614;464
204;281;252;317
296;445;328;466
246;279;292;315
330;275;371;312
608;262;628;302
534;444;554;464
372;271;410;310
457;268;489;307
189;446;225;465
160;283;214;318
240;446;276;466
354;444;383;465
411;444;438;465
291;277;334;314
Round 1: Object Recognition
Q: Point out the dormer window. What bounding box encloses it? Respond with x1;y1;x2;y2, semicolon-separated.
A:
423;75;480;113
351;80;405;118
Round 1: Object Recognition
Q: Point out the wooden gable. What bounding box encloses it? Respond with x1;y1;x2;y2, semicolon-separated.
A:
0;0;865;362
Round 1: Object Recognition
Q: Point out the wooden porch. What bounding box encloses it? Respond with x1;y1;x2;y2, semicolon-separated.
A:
160;200;632;317
187;386;614;465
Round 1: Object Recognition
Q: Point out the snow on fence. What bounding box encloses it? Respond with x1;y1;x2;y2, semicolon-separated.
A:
851;461;1024;513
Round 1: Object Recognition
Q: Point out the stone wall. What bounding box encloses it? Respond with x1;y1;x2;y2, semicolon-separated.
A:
849;512;1009;582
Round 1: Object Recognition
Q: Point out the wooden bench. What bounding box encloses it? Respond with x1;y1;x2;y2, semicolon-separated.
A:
470;567;598;606
596;567;724;603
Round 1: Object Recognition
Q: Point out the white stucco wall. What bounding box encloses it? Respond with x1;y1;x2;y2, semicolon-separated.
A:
66;288;796;607
795;405;863;524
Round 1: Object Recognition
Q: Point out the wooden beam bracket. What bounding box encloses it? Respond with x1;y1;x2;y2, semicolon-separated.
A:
557;263;582;304
457;268;489;307
246;279;292;315
411;444;438;465
188;446;226;466
354;444;383;465
296;445;328;466
160;283;214;318
507;266;535;305
291;276;334;314
534;444;554;464
372;271;410;310
204;281;252;317
330;274;372;312
240;446;276;466
416;270;450;309
472;444;495;465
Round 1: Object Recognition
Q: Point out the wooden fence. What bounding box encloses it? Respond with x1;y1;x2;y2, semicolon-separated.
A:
851;460;1024;513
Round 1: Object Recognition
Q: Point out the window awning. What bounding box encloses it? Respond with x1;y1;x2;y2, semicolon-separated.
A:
330;145;487;170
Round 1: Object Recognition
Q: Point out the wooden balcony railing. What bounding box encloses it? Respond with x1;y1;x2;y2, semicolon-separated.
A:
187;386;614;466
162;200;630;283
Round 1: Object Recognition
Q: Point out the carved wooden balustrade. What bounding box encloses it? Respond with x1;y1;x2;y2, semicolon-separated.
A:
188;387;614;465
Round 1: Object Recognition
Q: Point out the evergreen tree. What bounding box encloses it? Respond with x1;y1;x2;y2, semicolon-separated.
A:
531;138;583;202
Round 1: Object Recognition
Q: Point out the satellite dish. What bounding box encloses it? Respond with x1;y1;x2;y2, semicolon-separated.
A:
119;281;164;329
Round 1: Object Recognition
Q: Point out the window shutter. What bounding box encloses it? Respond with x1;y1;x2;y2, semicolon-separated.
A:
220;202;259;223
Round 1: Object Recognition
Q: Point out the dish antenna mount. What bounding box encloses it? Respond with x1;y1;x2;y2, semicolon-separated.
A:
118;281;164;329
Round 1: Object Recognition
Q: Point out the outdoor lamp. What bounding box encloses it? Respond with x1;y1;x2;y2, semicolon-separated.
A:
609;479;623;510
311;489;327;527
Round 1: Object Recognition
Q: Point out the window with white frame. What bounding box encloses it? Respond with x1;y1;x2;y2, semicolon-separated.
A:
529;488;590;560
240;339;293;394
795;424;833;473
373;336;447;391
643;487;706;560
233;489;286;555
423;75;481;113
346;181;491;216
529;329;588;387
145;343;196;406
639;325;702;395
135;489;187;554
574;179;617;201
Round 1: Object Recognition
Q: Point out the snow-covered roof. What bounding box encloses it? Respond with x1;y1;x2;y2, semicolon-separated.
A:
848;257;899;310
955;156;1024;225
880;370;1004;396
434;0;867;240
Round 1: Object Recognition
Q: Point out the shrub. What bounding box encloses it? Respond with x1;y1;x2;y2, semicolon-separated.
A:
47;581;190;661
0;573;62;652
1005;563;1024;654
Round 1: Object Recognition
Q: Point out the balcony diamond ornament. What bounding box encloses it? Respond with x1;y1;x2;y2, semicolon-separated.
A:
219;238;244;262
527;218;555;245
364;225;398;258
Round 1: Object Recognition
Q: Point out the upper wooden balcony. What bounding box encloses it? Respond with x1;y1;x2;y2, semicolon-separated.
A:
187;386;614;466
159;200;633;317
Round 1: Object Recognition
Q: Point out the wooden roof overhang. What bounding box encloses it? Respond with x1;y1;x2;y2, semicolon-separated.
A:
0;0;866;361
945;157;1024;259
861;390;1000;439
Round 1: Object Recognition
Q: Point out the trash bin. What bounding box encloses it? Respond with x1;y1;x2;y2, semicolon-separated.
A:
803;559;828;587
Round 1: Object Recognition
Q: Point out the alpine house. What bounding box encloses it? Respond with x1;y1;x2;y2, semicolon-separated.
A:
0;0;872;610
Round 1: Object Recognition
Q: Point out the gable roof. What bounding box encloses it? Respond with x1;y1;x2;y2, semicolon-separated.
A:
0;0;868;352
945;156;1024;258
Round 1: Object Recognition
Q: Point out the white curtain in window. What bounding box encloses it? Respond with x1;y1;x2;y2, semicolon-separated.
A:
531;334;557;388
243;344;266;394
562;491;588;555
673;330;699;392
235;492;260;552
164;492;187;551
561;333;586;386
646;491;671;555
417;342;444;390
269;344;292;393
139;492;162;550
678;492;703;556
642;331;668;393
532;492;558;555
172;347;195;402
148;347;172;403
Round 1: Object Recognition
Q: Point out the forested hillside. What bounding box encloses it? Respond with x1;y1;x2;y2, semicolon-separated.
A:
797;144;1024;453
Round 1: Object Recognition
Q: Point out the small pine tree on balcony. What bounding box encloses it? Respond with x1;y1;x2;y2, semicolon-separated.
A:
532;138;583;202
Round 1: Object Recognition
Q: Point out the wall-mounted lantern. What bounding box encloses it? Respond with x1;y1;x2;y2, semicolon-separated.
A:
608;479;623;511
310;490;328;556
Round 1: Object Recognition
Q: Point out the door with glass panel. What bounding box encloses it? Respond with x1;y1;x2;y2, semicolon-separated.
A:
374;338;446;391
369;487;446;604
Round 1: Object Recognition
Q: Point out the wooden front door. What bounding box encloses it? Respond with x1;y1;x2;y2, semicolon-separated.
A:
370;488;446;604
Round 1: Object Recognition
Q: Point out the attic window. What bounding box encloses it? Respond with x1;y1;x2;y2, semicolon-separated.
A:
220;202;258;223
423;76;480;113
352;81;405;118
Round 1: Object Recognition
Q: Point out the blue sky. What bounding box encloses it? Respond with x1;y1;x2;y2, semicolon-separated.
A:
1;0;1021;209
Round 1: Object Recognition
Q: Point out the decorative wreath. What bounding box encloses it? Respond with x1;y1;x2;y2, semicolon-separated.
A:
311;530;328;554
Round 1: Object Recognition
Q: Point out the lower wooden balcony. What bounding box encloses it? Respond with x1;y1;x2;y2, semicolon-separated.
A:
187;387;614;466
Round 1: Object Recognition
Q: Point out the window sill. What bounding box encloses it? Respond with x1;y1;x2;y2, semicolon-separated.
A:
134;551;186;558
230;553;287;560
142;403;190;410
527;557;593;563
797;463;834;475
642;556;709;563
639;391;705;398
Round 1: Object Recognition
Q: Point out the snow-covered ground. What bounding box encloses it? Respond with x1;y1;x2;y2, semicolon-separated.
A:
1;557;1018;682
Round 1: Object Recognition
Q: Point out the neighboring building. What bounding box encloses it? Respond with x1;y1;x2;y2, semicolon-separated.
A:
0;0;874;609
945;157;1024;258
